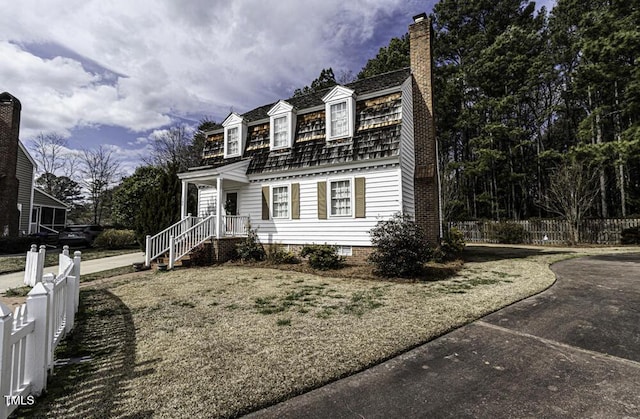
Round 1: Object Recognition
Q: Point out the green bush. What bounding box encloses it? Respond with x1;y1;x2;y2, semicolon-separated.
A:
621;226;640;244
93;229;137;249
236;228;265;262
368;214;430;277
265;244;299;264
490;222;526;244
300;244;344;270
438;227;465;260
0;237;36;254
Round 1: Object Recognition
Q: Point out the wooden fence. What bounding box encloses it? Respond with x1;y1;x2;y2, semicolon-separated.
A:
0;246;81;418
449;218;640;245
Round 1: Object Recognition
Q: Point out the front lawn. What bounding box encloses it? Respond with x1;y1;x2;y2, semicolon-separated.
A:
15;245;640;418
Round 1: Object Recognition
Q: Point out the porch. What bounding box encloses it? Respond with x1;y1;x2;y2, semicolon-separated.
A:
144;214;249;268
146;161;252;269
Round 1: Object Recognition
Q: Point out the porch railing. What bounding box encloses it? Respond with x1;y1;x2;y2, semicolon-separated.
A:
145;214;203;267
223;215;250;237
146;214;250;269
168;215;216;269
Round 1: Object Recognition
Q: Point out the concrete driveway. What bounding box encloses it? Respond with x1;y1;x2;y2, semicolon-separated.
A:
247;253;640;418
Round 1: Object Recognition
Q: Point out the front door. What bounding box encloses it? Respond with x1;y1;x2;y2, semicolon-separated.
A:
225;192;238;216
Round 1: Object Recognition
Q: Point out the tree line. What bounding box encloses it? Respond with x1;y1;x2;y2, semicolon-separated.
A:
303;0;640;221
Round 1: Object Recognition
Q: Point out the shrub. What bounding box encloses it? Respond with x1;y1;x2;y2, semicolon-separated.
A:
236;228;265;262
300;244;344;270
0;237;36;254
368;213;430;277
438;227;465;260
265;244;299;264
490;222;526;244
93;229;137;249
621;226;640;244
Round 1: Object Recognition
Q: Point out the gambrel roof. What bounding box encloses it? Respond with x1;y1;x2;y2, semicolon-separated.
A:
198;67;411;175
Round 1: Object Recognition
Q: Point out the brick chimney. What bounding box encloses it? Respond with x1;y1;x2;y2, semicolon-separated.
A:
409;13;441;245
0;92;22;237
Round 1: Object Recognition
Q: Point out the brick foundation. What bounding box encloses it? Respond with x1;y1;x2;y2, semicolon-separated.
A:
213;237;244;263
286;244;373;265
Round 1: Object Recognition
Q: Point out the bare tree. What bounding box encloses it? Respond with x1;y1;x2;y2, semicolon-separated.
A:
80;145;121;225
538;160;600;245
30;132;69;192
144;124;200;172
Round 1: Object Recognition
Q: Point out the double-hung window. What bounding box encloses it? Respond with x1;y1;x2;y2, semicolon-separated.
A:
222;113;245;158
330;179;351;216
268;100;296;150
273;116;288;148
227;127;239;155
272;186;289;219
330;102;348;138
322;85;355;141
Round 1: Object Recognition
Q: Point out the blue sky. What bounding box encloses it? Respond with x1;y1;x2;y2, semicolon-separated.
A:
1;0;555;176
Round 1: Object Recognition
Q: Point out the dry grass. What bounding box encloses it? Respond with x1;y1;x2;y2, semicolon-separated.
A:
15;244;640;418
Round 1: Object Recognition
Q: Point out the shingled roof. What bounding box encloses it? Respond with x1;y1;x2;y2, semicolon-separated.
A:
198;67;411;175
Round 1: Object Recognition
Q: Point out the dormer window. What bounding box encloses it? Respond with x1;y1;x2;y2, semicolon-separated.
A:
227;127;240;155
222;112;246;158
322;86;356;141
268;100;296;150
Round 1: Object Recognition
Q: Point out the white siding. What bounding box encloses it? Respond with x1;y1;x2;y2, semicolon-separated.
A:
399;76;415;218
242;165;402;247
198;188;217;217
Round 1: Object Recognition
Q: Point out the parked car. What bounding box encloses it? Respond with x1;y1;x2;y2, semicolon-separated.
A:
58;225;104;248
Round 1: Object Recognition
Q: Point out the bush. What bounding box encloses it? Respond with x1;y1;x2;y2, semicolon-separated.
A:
265;244;299;264
621;226;640;244
368;214;430;277
236;228;265;262
300;244;344;270
93;229;137;249
439;227;465;260
0;237;36;254
490;222;526;244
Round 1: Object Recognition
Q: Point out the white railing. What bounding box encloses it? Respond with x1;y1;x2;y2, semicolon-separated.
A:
168;215;216;269
149;214;250;269
0;247;80;418
223;215;250;237
145;214;203;267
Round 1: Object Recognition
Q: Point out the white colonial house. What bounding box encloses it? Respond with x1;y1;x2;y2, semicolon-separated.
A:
145;14;441;268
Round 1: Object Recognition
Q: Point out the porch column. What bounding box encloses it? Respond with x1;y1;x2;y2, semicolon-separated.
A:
180;180;188;219
215;177;222;238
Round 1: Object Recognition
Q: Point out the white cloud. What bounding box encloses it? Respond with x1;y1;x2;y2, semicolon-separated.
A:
0;0;413;142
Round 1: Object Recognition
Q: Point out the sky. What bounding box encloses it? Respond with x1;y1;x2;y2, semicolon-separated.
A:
1;0;555;177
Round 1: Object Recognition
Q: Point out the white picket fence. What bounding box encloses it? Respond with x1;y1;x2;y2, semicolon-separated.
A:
0;246;81;418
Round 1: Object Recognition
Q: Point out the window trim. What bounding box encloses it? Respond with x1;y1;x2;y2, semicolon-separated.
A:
271;184;291;220
224;126;241;157
327;177;354;218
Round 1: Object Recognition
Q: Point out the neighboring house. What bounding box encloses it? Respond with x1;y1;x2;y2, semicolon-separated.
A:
0;92;68;238
31;188;69;235
148;14;440;266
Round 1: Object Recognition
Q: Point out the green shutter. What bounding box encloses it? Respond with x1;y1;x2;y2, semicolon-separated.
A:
355;177;366;218
317;181;327;219
262;186;270;220
291;183;300;220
